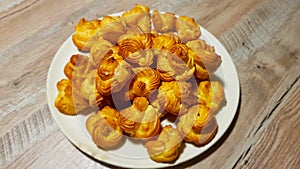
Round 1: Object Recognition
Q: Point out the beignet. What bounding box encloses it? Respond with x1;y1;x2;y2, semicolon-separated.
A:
145;125;183;163
72;18;101;52
175;16;201;43
151;33;179;50
118;97;161;139
86;106;123;149
97;15;126;44
55;79;88;115
95;52;131;96
89;38;113;68
126;68;160;100
186;39;222;74
118;32;153;59
152;10;176;33
154;81;196;115
122;4;151;33
177;105;218;146
196;81;225;113
63;54;89;79
157;43;195;81
80;70;104;108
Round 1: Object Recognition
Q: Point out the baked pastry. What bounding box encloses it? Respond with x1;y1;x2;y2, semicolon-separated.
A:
125;25;145;36
154;81;197;115
64;55;77;80
118;32;153;60
186;39;221;73
63;54;91;90
72;18;102;52
55;79;88;115
124;68;160;100
122;4;151;33
175;16;201;43
188;47;210;80
144;125;183;163
95;52;131;96
177;105;218;146
80;70;104;108
63;54;89;80
196;81;225;113
126;48;155;67
151;10;176;33
151;33;179;50
86;106;123;149
157;43;195;81
89;38;113;68
56;4;227;163
118;97;161;139
97;15;126;44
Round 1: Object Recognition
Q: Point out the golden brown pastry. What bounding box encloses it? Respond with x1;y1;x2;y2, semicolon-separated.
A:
196;81;225;113
63;55;76;80
189;48;210;80
186;39;221;73
97;15;126;44
151;10;176;33
95;52;131;96
72;18;102;52
144;125;183;163
154;81;197;115
122;4;151;33
118;97;161;139
63;54;89;80
175;16;201;43
55;4;227;163
86;112;101;135
60;54;93;114
80;70;104;108
151;33;179;50
125;25;145;36
127;49;154;67
118;32;153;60
86;106;123;149
150;29;159;37
177;105;218;146
89;38;114;68
63;54;92;91
55;79;89;115
157;43;195;81
125;68;160;100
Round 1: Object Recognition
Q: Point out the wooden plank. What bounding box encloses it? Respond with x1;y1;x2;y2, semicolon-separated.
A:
0;0;299;168
238;70;300;169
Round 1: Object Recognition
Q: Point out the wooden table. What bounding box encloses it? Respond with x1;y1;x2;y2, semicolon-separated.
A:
1;0;299;168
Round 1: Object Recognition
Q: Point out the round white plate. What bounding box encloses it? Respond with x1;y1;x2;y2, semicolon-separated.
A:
46;11;240;168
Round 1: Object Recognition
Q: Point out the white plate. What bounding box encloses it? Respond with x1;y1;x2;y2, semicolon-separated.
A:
46;11;240;168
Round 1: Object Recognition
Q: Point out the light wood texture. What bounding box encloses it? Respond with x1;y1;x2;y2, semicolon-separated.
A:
0;0;299;168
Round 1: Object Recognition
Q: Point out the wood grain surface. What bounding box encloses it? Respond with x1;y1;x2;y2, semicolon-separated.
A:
0;0;299;168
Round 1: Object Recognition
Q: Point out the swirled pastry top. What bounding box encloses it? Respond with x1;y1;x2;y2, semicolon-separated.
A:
118;97;161;139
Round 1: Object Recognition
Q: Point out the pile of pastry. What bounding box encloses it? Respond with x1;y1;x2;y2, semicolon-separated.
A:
54;4;225;163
